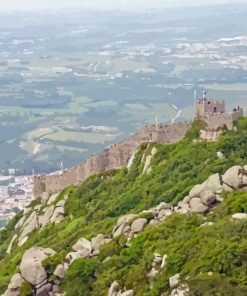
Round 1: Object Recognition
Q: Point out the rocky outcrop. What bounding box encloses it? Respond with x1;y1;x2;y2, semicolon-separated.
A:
18;211;38;246
91;234;112;256
11;193;66;250
38;205;55;228
53;264;66;279
108;281;120;296
222;165;247;189
4;273;24;296
20;247;56;286
169;274;180;289
50;206;65;224
189;198;209;214
4;247;56;296
130;218;148;234
72;237;91;253
112;214;137;237
177;166;247;214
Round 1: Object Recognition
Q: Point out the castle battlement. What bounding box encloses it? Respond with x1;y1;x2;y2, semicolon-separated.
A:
195;91;244;138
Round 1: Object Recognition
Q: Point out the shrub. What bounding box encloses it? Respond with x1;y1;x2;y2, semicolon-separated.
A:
20;282;32;296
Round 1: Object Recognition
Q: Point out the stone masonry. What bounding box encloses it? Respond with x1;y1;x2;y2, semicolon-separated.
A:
33;123;190;197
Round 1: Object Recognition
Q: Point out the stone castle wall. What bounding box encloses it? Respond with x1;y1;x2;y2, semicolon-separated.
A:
204;108;244;130
196;99;225;118
34;123;191;197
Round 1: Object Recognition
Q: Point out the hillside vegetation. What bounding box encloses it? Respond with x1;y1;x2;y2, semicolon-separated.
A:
0;117;246;296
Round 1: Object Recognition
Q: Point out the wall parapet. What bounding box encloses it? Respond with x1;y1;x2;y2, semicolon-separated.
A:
33;123;191;197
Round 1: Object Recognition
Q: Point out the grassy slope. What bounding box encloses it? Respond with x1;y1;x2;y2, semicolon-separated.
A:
0;118;246;295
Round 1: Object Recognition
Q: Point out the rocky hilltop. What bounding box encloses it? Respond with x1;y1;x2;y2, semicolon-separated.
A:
0;117;246;296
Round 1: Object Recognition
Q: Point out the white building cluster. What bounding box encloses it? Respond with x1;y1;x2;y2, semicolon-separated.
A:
0;174;34;224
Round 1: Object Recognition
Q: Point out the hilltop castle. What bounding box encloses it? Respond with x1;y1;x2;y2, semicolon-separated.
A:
33;93;244;197
195;91;243;131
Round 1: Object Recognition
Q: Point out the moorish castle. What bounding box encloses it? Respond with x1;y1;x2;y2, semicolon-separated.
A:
196;91;244;140
33;92;244;197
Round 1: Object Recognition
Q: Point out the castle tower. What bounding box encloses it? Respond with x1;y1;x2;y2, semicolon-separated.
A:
194;90;243;134
195;90;225;119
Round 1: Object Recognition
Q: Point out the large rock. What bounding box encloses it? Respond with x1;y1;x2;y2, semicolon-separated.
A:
4;273;25;296
20;247;55;286
130;218;147;234
72;238;92;254
113;214;137;237
18;211;38;244
65;252;79;265
38;205;55;228
155;202;172;211
189;182;207;198
158;209;173;220
50;206;65;224
200;188;216;205
8;274;24;290
222;166;244;188
206;174;222;192
189;198;208;214
91;234;111;255
36;283;52;296
54;264;66;279
177;201;190;212
169;273;180;289
108;281;120;296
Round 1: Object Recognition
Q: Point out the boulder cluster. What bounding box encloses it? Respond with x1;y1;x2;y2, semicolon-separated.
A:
112;202;173;240
65;234;112;266
177;165;247;214
4;165;247;296
4;247;59;296
8;193;66;252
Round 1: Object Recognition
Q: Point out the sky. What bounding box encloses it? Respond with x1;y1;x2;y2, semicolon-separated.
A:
0;0;246;11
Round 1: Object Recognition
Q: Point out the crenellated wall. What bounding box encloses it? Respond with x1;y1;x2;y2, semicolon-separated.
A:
196;99;225;118
33;123;191;197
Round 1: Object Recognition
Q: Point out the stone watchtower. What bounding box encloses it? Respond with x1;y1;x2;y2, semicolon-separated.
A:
194;91;244;139
195;91;226;119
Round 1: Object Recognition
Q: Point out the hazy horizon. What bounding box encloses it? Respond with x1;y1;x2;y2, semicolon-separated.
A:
0;0;247;11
